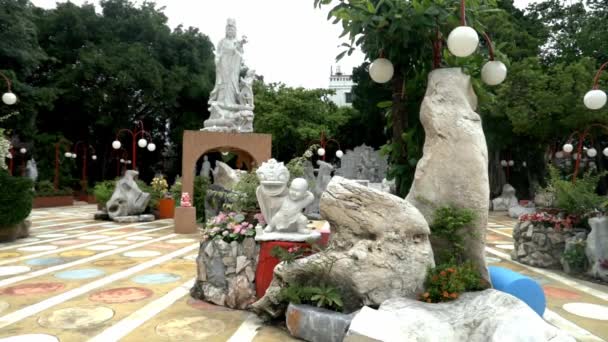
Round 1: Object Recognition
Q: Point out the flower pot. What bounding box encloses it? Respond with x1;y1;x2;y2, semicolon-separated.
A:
158;198;175;219
0;220;31;242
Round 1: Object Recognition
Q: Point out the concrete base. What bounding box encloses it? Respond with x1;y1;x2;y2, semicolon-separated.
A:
174;206;197;234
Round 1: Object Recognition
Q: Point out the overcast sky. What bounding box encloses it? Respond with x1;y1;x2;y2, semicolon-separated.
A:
30;0;537;89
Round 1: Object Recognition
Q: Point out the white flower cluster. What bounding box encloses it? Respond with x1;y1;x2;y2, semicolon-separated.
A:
0;129;10;170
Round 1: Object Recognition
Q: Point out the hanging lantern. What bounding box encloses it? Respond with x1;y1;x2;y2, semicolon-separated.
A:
2;92;17;105
336;150;344;159
447;26;479;57
583;90;607;110
112;140;121;149
92;155;97;160
563;144;574;153
603;147;608;157
500;160;507;167
147;143;156;152
481;61;507;86
522;161;527;167
317;148;326;157
369;58;394;84
508;160;514;166
138;138;148;148
64;152;71;158
120;158;125;163
587;148;598;158
19;147;26;154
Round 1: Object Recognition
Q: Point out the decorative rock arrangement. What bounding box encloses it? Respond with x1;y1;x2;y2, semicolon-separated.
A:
98;170;153;222
512;220;574;268
491;183;519;211
586;216;608;282
286;303;357;342
252;177;435;318
190;237;259;309
343;289;574;342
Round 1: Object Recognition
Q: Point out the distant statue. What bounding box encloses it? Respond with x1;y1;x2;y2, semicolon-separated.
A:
239;69;255;106
305;160;333;218
26;158;38;183
265;178;314;234
200;155;211;178
492;184;519;211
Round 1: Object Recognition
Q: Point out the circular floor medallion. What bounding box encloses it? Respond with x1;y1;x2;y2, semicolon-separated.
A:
167;238;197;244
93;259;137;267
495;244;514;250
51;240;82;246
26;257;67;266
543;286;582;300
36;234;68;238
38;306;114;329
18;238;41;243
2;282;65;296
155;317;225;340
102;231;125;236
17;245;58;252
89;287;153;304
106;240;132;245
0;252;21;259
0;266;30;276
0;301;9;314
126;236;154;241
148;243;177;250
563;302;608;320
78;235;109;240
187;298;229;311
0;334;58;342
132;273;181;285
59;250;96;257
86;245;118;251
122;250;161;258
55;268;105;280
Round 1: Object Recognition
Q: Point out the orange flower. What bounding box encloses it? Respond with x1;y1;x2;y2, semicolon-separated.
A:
450;293;458;298
432;275;439;282
442;291;449;298
440;271;447;276
447;268;455;273
423;292;429;298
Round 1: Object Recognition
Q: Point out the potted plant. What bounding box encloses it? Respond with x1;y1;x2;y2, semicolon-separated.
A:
152;175;174;219
0;170;34;242
33;180;74;208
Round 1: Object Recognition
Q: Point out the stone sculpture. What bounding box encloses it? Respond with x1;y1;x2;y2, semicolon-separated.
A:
252;177;435;318
255;159;290;223
203;19;255;133
25;158;38;183
305;160;333;219
335;144;388;182
106;170;152;221
344;290;574;342
492;183;519;211
200;155;211;178
586;216;608;281
265;178;314;234
211;161;244;189
406;68;490;283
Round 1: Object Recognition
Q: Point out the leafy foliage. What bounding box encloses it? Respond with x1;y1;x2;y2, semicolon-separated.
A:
546;165;605;217
35;180;72;196
230;172;260;213
562;239;587;273
193;175;210;222
169;177;182;205
420;261;488;303
0;170;34;227
202;212;258;243
430;205;476;263
279;284;343;311
93;180;116;208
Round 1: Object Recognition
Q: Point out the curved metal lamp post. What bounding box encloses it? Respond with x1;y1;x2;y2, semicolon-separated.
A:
112;120;155;170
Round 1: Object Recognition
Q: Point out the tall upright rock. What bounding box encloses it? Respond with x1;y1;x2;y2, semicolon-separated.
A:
406;68;490;282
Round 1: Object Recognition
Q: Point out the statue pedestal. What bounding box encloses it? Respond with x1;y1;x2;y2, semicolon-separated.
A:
174;207;197;234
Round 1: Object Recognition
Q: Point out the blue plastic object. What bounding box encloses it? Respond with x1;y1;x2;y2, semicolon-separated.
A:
489;265;546;316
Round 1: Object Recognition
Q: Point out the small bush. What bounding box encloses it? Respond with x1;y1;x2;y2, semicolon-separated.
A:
93;180;116;207
170;178;182;205
230;171;260;213
547;165;605;217
0;170;34;227
194;176;210;222
136;180;158;209
420;262;487;303
430;205;476;263
562;240;587;273
35;180;72;197
202;211;258;243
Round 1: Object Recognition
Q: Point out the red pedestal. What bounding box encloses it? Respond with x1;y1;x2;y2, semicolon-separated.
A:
255;241;310;298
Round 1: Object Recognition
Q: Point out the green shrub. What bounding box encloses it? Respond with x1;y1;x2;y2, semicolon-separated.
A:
230;171;260;213
35;180;72;197
0;170;34;227
136;180;158;209
420;261;487;303
430;205;476;263
562;239;587;273
170;178;182;205
93;180;116;207
194;176;210;222
547;165;605;217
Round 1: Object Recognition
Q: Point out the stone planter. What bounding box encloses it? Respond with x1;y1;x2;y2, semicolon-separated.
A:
586;217;608;282
33;196;74;208
286;303;356;342
190;237;259;309
511;220;581;269
0;220;31;242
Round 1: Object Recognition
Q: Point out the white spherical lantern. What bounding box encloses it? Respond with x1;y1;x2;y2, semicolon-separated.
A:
500;160;507;167
603;147;608;157
92;155;97;160
72;153;77;159
447;26;479;57
555;151;564;159
119;158;125;163
2;92;17;105
583;89;607;110
508;160;514;166
587;148;597;158
522;161;527;167
126;160;132;164
138;138;147;148
64;152;71;158
336;150;344;159
147;143;156;152
481;61;507;86
317;148;326;157
563;143;574;153
112;140;121;149
369;58;394;84
19;147;26;154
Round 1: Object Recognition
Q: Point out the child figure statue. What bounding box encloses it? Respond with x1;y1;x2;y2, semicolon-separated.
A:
239;69;255;107
265;178;314;234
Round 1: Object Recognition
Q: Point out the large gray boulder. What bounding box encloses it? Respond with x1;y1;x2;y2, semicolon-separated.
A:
251;177;435;318
344;289;574;342
586;216;608;281
106;170;150;219
406;68;490;282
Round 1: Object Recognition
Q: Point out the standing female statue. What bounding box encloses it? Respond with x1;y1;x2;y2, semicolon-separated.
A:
208;19;246;106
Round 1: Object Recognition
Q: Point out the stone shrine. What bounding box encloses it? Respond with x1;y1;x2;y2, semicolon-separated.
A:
335;144;388;182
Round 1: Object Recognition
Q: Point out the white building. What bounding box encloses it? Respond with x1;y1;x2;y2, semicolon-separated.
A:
328;66;356;107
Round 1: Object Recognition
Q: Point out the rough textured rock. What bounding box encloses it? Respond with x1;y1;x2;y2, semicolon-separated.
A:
492;184;519;211
512;220;576;269
190;237;259;309
106;170;150;219
93;211;110;221
508;205;536;219
286;303;357;342
0;220;30;242
561;232;588;274
112;214;155;223
212;161;244;189
251;177;434;319
344;289;574;342
586;216;608;281
405;68;490;282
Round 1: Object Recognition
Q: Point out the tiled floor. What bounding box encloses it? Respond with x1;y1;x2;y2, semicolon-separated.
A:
0;206;605;341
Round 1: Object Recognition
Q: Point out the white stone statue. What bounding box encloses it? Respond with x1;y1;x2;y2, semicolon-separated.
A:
305;160;333;218
106;170;151;219
200;155;211;178
265;178;314;234
26;158;38;183
492;183;519;211
256;159;290;223
203;18;255;133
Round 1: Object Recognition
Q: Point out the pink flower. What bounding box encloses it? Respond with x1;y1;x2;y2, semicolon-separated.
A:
254;213;266;226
